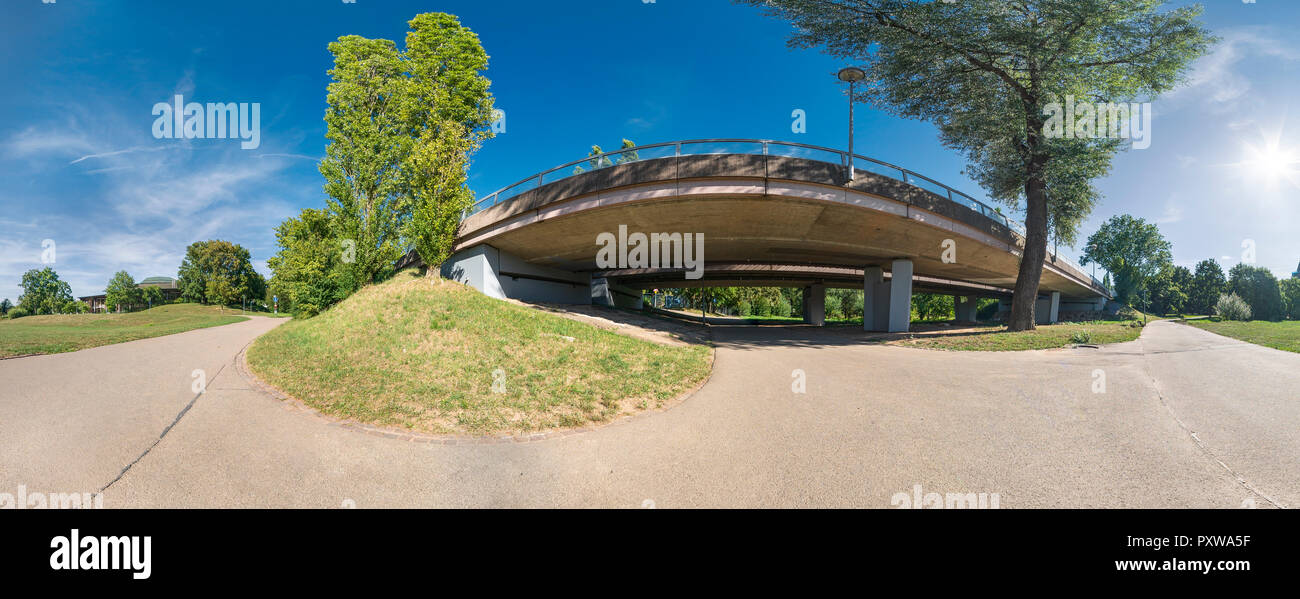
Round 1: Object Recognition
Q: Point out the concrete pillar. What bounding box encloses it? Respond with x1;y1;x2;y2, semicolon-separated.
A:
440;244;505;300
805;283;826;326
863;266;886;331
888;259;913;332
1033;292;1062;325
955;295;978;323
591;278;614;307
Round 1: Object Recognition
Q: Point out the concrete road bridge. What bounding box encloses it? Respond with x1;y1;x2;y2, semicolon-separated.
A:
439;139;1110;331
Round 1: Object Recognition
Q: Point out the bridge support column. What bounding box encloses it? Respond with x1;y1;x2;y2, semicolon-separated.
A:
863;266;889;331
955;295;978;323
1034;291;1062;325
804;284;826;326
443;244;590;304
591;278;644;309
440;244;506;300
888;259;913;333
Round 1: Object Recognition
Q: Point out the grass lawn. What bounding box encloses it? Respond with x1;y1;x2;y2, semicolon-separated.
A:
247;270;713;436
0;303;248;358
1183;319;1300;354
890;320;1144;351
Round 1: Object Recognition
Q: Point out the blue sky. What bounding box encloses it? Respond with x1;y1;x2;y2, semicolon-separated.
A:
2;0;1298;299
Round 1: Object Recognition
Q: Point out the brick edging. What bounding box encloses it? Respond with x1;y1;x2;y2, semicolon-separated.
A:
234;335;716;445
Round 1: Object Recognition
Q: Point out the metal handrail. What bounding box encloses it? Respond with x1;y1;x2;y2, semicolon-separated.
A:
463;138;1102;291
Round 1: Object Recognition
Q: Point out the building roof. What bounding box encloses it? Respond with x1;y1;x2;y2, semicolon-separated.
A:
138;276;177;288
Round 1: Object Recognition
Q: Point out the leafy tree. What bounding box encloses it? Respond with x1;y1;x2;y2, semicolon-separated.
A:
18;267;73;315
401;12;495;275
613;139;640;165
60;299;89;314
1227;264;1283;321
0;298;10;314
268;208;356;316
142;285;165;309
1280;277;1300;321
742;0;1213;330
320;35;410;288
105;271;142;312
828;288;863;319
911;293;954;321
176;240;263;306
319;13;495;286
1147;264;1188;316
1187;259;1226;315
1080;215;1172;306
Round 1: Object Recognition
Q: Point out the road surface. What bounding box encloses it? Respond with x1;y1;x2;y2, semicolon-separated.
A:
1;318;1294;508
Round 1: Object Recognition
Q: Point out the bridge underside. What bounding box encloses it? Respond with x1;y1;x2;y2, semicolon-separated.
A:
442;154;1110;331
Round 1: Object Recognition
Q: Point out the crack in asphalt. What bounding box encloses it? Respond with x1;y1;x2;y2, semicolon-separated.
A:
97;363;228;493
98;333;263;494
1138;325;1286;509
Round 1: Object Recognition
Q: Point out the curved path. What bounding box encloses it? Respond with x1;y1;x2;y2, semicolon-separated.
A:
1;318;1295;508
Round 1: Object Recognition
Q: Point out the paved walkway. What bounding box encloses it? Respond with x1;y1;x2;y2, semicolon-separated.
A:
1;318;1295;508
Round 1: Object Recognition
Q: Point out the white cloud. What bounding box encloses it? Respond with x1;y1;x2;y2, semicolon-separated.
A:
1174;27;1300;114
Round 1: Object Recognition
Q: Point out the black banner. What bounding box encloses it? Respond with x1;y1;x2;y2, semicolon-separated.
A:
2;509;1288;588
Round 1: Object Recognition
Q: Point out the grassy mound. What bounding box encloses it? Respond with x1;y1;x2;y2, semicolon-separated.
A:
247;270;712;435
0;303;248;358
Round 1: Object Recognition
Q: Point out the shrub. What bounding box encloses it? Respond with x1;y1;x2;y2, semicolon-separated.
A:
1070;330;1093;344
1117;305;1140;321
753;296;772;317
1214;293;1252;321
736;300;752;317
7;307;30;319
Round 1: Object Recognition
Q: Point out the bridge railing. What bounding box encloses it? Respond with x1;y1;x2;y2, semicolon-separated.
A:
463;139;1106;291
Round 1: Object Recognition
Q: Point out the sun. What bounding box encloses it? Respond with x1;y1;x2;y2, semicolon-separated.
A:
1241;141;1300;187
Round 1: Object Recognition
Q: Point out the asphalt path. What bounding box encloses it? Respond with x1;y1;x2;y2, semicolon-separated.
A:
1;318;1293;508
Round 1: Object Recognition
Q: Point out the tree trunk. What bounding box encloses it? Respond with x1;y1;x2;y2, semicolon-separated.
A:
1007;173;1049;331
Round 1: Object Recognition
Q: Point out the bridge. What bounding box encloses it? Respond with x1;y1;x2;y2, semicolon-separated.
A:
440;139;1110;331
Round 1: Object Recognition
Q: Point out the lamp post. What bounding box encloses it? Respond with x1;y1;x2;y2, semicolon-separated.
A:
837;66;866;180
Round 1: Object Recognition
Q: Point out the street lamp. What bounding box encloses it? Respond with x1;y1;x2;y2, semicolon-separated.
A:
837;66;866;181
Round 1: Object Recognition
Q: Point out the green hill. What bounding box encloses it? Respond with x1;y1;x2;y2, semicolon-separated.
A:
247;270;712;436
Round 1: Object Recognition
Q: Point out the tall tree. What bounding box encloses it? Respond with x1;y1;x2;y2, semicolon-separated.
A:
1187;258;1226;315
1080;215;1172;307
18;267;73;315
319;13;495;283
740;0;1213;330
401;12;494;275
320;35;410;287
1147;264;1188;316
105;271;142;313
1227;264;1283;321
0;298;11;314
176;240;263;306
